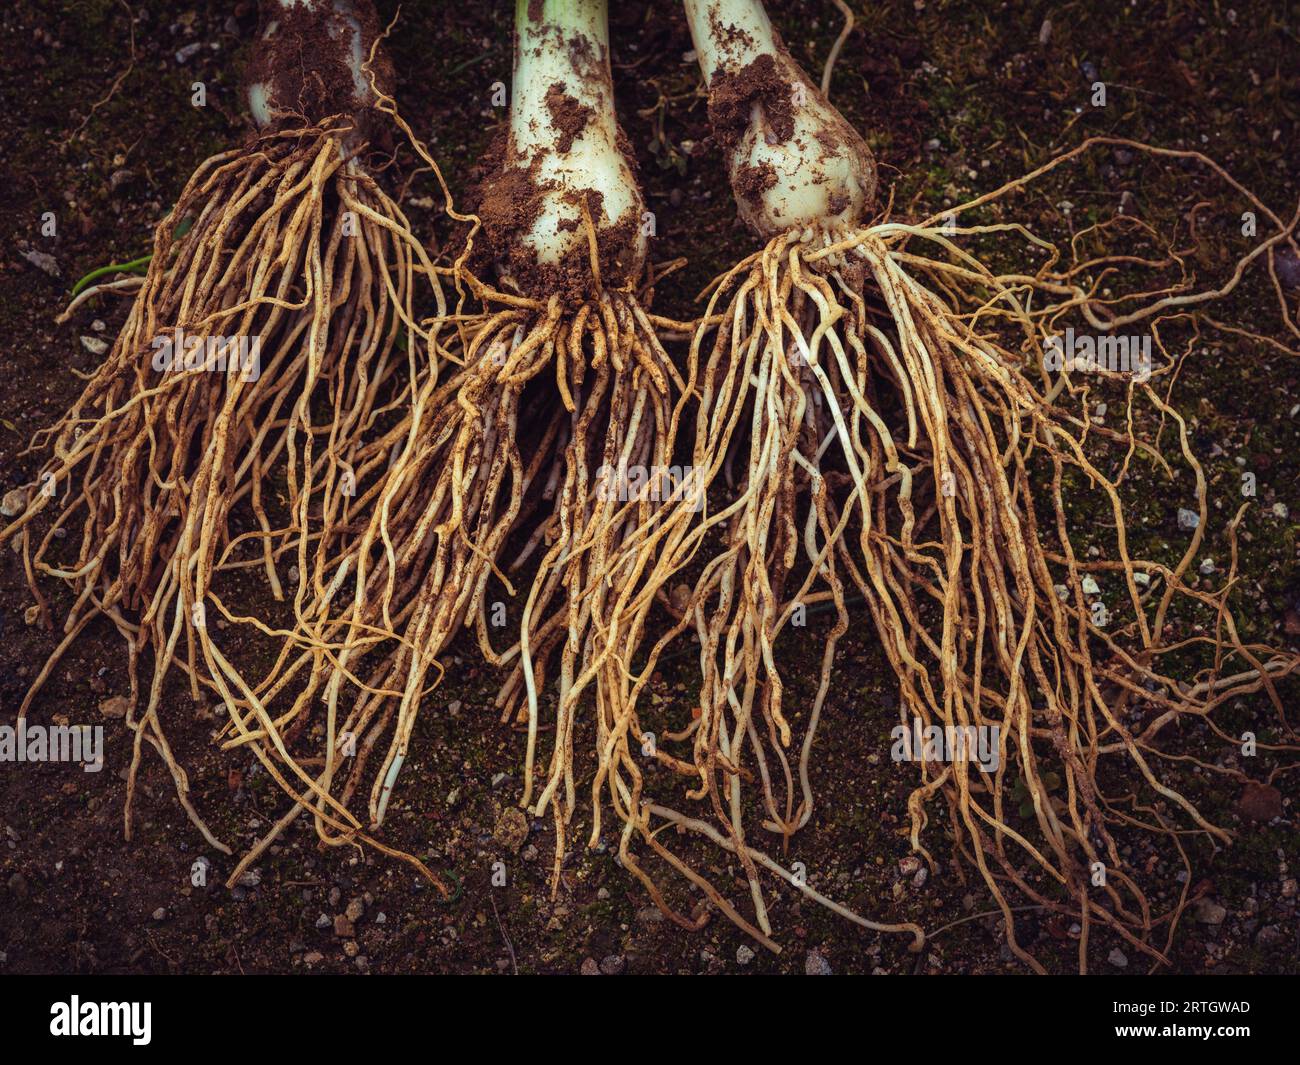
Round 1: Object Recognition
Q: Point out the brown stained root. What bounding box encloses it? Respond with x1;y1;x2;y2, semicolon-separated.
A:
2;116;451;893
574;137;1300;964
214;281;697;914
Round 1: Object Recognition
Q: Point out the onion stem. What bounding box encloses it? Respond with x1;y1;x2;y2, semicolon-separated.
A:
505;0;645;284
682;0;876;236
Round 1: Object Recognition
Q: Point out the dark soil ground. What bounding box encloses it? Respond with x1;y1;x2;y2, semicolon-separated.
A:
1;0;1297;975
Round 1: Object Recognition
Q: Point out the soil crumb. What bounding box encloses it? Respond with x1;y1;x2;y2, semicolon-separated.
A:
734;162;778;206
707;53;796;155
545;83;593;155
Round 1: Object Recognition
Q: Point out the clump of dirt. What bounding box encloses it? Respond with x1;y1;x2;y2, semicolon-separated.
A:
813;125;842;156
566;31;604;84
706;53;796;155
544;83;593;155
708;9;757;54
243;0;394;148
733;162;777;207
472;137;536;242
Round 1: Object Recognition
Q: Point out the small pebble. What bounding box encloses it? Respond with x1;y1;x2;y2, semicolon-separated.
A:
1;489;26;518
1193;898;1227;925
1238;782;1282;822
1274;247;1300;290
99;695;129;719
1257;925;1284;947
20;249;60;277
